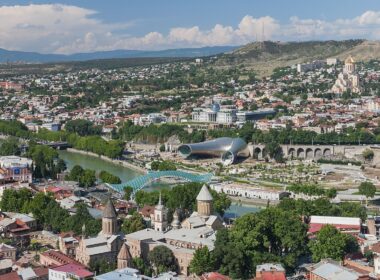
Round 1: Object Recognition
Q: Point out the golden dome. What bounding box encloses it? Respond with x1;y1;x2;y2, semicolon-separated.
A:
345;55;355;64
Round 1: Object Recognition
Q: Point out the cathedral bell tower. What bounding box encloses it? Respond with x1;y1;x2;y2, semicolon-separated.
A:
196;185;213;217
102;198;118;236
154;192;168;232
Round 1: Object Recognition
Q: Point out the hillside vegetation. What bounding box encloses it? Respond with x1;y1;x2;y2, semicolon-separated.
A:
215;39;380;76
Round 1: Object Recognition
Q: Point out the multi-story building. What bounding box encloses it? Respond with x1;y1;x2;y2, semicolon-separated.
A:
0;156;32;184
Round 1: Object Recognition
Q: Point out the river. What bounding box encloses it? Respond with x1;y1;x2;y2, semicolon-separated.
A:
58;150;261;216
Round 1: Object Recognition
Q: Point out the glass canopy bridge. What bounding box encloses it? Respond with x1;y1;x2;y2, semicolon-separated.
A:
107;170;213;194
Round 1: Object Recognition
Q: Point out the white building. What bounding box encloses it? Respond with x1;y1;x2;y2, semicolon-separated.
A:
49;264;93;280
192;107;237;124
297;60;325;73
210;183;289;200
326;58;338;65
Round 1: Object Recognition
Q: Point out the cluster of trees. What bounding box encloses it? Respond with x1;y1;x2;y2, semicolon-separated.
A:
65;119;102;136
135;183;231;216
150;161;177;171
0;120;31;138
121;212;146;234
0;137;21;156
27;144;66;179
189;198;365;278
34;128;124;159
278;198;367;220
0;189;101;235
99;170;121;184
287;184;337;198
118;121;204;144
148;246;177;275
65;165;96;188
309;225;358;262
69;135;124;159
209;125;379;146
190;207;308;278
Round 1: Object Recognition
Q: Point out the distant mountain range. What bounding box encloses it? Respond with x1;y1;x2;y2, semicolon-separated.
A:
0;46;238;63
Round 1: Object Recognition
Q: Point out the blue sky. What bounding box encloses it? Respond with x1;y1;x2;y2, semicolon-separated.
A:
1;0;380;53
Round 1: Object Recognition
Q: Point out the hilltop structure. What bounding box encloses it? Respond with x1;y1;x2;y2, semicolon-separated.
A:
331;56;361;94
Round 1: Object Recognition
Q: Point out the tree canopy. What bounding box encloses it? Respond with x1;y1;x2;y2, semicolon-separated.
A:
148;245;177;275
309;225;359;262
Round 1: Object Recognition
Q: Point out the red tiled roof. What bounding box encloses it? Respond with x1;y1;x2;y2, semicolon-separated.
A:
258;271;286;280
139;205;155;217
308;223;360;234
0;271;20;280
52;264;93;278
41;250;79;265
33;267;49;277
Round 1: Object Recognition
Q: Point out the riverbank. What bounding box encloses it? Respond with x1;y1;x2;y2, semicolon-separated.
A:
65;148;147;174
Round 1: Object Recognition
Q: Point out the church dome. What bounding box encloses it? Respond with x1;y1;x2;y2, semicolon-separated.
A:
103;198;117;218
196;185;213;201
345;56;355;64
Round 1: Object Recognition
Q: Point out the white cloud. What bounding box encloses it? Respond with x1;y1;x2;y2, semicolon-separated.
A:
2;4;380;54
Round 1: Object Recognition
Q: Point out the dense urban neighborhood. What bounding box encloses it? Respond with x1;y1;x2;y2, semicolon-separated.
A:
2;3;380;279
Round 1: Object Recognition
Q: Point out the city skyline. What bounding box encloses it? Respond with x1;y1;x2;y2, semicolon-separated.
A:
1;0;380;54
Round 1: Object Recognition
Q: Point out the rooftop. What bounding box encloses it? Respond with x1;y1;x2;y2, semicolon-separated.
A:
196;185;213;201
51;264;93;278
102;199;117;219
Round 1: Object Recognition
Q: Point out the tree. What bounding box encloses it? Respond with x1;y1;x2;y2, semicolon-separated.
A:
121;212;146;234
148;245;177;275
27;144;62;179
124;186;134;201
309;225;359;262
89;259;116;275
132;257;152;276
362;149;374;162
78;169;96;188
212;208;308;278
265;141;284;162
65;119;101;136
0;138;20;156
99;170;121;184
359;181;376;205
189;247;215;275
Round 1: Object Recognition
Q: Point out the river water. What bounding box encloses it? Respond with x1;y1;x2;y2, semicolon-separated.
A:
58;150;260;217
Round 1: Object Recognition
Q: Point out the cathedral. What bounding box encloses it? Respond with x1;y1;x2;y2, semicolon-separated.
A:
75;186;224;275
124;185;224;275
331;56;361;94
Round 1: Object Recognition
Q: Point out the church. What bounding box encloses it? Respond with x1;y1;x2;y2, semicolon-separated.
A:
124;185;224;275
75;199;124;267
331;55;361;94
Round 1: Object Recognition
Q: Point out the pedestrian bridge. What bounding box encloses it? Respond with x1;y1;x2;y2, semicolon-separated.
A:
107;170;213;193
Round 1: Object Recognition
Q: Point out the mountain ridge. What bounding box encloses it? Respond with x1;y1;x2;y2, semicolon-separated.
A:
215;39;380;76
0;46;238;63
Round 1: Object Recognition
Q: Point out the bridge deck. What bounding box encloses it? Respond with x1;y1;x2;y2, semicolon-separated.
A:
108;170;213;193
